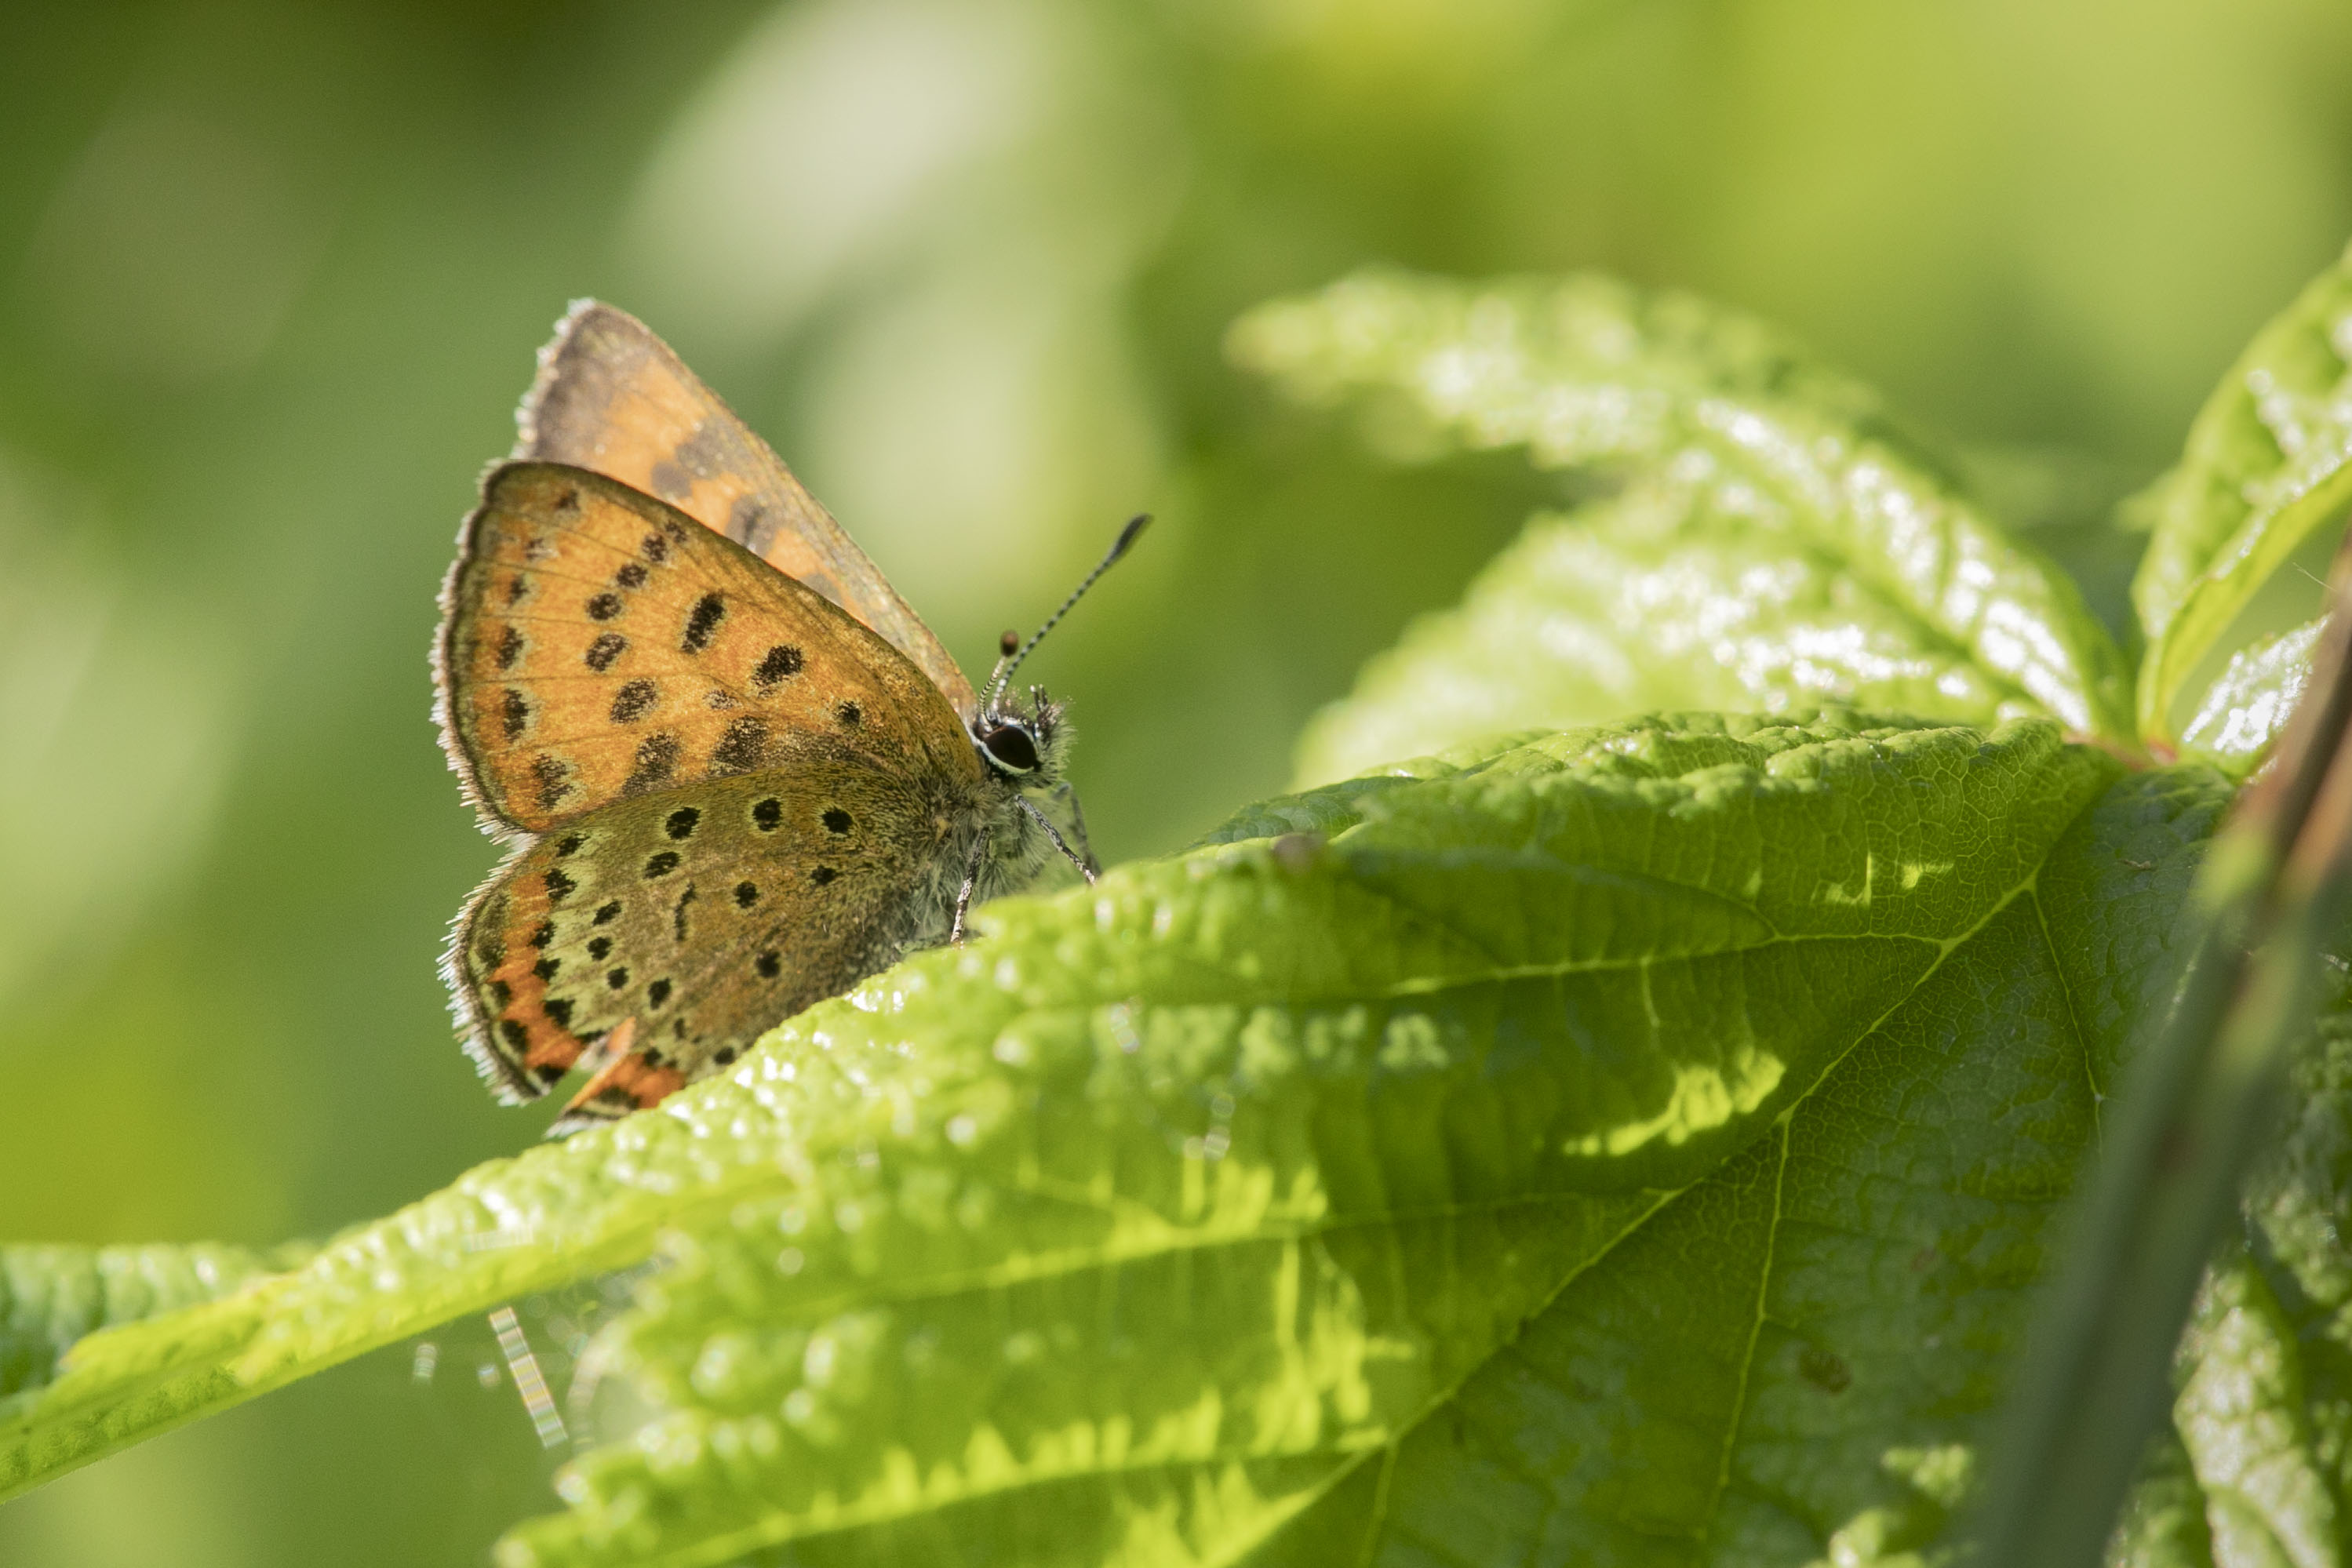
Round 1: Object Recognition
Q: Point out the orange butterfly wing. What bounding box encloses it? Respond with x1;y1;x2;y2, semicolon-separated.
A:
515;300;978;719
437;462;981;837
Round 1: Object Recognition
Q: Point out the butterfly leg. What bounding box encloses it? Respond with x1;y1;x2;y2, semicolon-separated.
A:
1050;780;1100;876
1018;795;1095;884
951;824;992;944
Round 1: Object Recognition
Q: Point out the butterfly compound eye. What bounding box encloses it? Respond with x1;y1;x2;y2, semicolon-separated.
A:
981;724;1040;774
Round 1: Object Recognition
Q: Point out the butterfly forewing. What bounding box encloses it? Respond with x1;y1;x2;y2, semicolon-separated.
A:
516;301;978;719
451;763;949;1104
439;463;980;836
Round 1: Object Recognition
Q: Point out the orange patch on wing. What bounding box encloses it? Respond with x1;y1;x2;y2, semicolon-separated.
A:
515;301;974;715
470;864;590;1090
559;1043;687;1123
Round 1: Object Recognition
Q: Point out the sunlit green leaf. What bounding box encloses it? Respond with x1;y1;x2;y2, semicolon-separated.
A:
1292;474;2024;787
1229;268;2135;749
2;714;2175;1568
2175;617;2321;772
2168;1257;2340;1566
2132;244;2352;747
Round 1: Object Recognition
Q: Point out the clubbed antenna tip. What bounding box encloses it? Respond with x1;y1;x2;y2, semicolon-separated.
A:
985;513;1153;712
1109;511;1150;561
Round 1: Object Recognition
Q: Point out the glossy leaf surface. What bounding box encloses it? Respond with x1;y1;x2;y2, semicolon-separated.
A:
2132;245;2352;747
1231;270;2135;753
1293;475;2024;787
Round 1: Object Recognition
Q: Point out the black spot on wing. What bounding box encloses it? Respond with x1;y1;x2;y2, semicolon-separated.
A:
615;562;648;590
672;883;697;942
586;592;624;621
641;532;669;564
528;922;554;949
755;951;781;978
710;716;768;775
752;797;782;831
611;679;659;724
495;624;524;670
682;593;726;653
647;978;672;1007
752;645;803;690
544;997;574;1027
626;733;680;794
501;689;530;740
836;700;861;728
643;851;681;879
584;632;626;671
544;868;577;903
592;902;621;926
503;574;530;607
555;833;585;857
822;807;851;835
533;956;559;980
606;966;629;989
498;1018;529;1052
665;806;701;839
811;866;837;886
553;487;580;512
734;881;759;908
530;755;572;813
588;935;613;959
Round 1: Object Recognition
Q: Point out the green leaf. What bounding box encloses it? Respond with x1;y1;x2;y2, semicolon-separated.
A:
1291;475;2032;788
1229;269;2136;755
2175;617;2322;772
2170;1257;2341;1566
2131;243;2352;747
8;716;2259;1566
497;717;2182;1568
2105;1431;2215;1568
0;1243;286;1405
2077;881;2352;1568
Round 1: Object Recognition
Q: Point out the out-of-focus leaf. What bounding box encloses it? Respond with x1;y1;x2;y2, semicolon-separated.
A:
0;1243;286;1406
2104;1432;2215;1568
1230;269;2135;751
2086;875;2352;1568
2132;244;2352;747
1293;474;2023;787
2176;617;2323;771
2168;1258;2340;1567
1955;442;2150;657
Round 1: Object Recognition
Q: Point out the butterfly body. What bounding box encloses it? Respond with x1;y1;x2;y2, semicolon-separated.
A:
435;306;1094;1133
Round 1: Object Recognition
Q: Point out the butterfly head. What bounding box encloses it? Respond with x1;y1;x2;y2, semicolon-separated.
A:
974;686;1070;788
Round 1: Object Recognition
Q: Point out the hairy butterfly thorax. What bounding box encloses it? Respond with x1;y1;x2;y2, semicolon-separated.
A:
432;301;1145;1133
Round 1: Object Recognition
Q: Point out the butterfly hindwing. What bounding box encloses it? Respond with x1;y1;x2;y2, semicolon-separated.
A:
437;462;981;836
515;300;978;719
450;762;956;1104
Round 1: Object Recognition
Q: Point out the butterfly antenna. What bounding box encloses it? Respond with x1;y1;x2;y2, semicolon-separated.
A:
985;513;1150;712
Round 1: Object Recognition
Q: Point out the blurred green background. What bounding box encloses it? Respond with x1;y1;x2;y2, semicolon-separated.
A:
1;2;2347;1562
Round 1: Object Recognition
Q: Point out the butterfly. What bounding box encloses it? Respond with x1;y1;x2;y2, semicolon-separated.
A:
433;301;1141;1133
